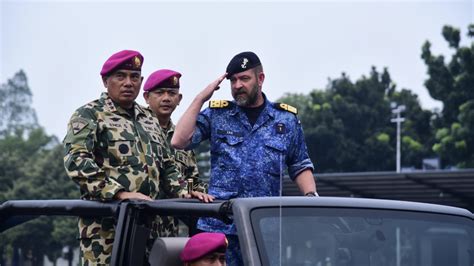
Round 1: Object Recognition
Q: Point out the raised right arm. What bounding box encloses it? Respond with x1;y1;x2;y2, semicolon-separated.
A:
171;74;226;149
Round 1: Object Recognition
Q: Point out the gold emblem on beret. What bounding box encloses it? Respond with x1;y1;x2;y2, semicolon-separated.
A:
172;76;178;85
133;56;141;67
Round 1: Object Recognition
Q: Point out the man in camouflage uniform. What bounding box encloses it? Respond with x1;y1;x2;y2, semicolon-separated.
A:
63;50;188;265
171;51;319;266
143;69;214;236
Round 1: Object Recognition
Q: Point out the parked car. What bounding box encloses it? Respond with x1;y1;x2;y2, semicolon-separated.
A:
1;197;473;266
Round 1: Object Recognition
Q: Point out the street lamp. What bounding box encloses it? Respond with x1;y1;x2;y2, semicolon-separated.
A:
391;103;406;173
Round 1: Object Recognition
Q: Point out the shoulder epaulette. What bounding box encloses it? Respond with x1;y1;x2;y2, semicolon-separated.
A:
209;100;232;109
274;103;298;115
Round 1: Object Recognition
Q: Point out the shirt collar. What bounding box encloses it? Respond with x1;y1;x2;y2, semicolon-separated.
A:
100;92;147;119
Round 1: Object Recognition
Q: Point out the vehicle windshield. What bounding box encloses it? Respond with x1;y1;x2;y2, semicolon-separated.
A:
251;207;474;266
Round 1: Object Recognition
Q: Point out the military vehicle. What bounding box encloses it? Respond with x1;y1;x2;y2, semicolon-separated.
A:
1;197;473;266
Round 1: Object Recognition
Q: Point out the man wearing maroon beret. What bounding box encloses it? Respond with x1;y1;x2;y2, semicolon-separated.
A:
63;50;191;265
180;232;227;266
143;69;215;236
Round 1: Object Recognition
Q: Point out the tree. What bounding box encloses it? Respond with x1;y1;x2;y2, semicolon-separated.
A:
279;67;435;172
0;70;38;136
0;71;79;265
0;129;79;266
422;24;474;167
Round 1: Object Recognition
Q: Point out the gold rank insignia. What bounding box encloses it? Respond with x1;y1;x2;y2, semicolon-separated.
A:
133;56;141;68
172;76;178;86
209;100;230;108
275;103;298;114
104;98;117;112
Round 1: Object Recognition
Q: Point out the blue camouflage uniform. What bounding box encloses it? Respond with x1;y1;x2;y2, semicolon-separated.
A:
186;94;314;265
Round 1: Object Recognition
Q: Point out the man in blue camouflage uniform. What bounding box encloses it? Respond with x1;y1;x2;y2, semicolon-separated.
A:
172;51;318;265
143;69;214;236
63;50;191;265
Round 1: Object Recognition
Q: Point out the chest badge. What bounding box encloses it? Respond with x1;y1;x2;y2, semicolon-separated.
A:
275;123;286;134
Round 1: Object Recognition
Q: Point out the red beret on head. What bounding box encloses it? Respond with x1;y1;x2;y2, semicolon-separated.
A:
180;232;228;262
100;50;144;76
143;69;182;92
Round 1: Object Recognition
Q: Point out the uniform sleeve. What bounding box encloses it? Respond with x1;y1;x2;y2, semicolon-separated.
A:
159;144;188;198
63;110;125;200
287;119;314;180
187;108;212;150
187;150;208;193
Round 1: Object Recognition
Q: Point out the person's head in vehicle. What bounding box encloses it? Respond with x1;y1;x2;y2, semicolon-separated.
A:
180;232;227;266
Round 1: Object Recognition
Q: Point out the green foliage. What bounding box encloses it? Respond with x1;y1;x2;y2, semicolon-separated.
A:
0;128;80;264
279;67;435;172
277;23;473;172
376;133;390;143
442;25;460;48
422;24;474;167
0;72;79;265
0;70;38;135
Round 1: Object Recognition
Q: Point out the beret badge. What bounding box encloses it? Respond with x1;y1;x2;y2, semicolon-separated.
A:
226;51;261;79
241;58;249;69
133;56;142;68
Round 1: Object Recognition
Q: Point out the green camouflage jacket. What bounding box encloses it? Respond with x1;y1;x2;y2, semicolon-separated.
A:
163;121;208;193
63;92;187;239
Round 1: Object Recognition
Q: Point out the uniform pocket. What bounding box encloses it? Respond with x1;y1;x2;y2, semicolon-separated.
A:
263;140;286;176
209;167;239;199
214;134;244;170
150;139;164;169
108;135;137;166
175;150;188;165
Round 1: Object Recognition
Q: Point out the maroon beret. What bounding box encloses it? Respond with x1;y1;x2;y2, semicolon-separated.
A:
180;233;228;262
143;69;181;92
100;50;144;76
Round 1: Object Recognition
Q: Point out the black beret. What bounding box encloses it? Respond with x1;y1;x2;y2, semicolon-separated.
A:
226;51;261;79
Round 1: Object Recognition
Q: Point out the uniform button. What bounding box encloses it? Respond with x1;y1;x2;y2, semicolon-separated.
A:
119;144;129;154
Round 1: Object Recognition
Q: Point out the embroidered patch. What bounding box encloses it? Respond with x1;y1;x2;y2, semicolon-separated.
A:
275;123;286;134
71;119;88;135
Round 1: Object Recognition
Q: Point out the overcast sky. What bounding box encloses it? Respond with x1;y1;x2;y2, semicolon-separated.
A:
1;0;472;139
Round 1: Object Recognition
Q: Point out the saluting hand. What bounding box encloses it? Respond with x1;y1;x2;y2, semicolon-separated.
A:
197;73;227;103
